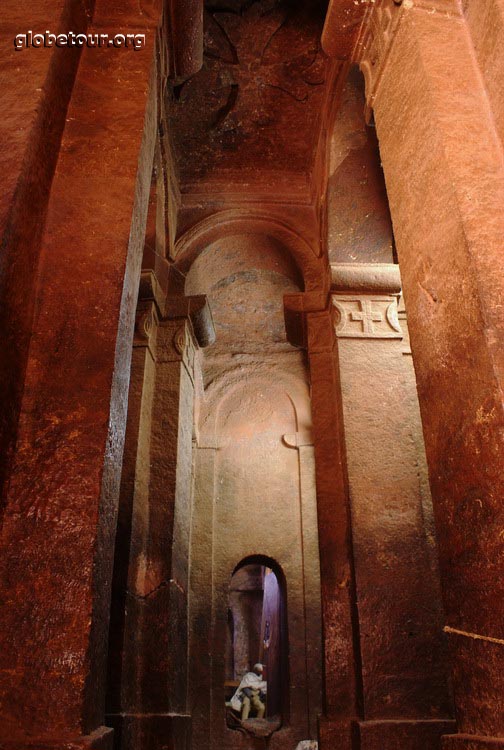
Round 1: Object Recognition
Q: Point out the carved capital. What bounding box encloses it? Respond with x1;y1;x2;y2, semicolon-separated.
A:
332;294;402;339
354;0;461;110
283;291;331;349
158;319;197;371
354;0;402;111
173;324;187;357
164;294;215;348
138;270;164;311
134;301;158;349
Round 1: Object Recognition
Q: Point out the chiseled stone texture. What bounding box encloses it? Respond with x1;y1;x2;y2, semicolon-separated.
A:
327;68;394;265
186;233;323;750
0;0;93;498
366;0;504;737
0;1;161;743
357;719;457;750
443;735;504;750
337;294;452;721
0;727;114;750
464;0;504;149
105;713;190;750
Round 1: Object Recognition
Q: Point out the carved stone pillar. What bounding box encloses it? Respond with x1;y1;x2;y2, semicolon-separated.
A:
283;432;323;738
332;263;455;749
187;445;218;750
284;291;360;750
0;13;160;748
107;291;214;750
166;0;204;81
354;3;504;747
106;274;159;724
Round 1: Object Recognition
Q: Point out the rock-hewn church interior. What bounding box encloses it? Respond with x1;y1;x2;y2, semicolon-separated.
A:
1;1;503;750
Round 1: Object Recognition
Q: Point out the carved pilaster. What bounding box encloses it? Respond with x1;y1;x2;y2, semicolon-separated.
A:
354;0;461;112
283;291;360;739
332;264;453;733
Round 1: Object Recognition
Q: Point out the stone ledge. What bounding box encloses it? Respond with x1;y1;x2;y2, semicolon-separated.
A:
0;727;113;750
330;263;402;295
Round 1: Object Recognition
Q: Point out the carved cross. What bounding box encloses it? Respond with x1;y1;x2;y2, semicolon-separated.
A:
348;300;384;334
195;0;326;130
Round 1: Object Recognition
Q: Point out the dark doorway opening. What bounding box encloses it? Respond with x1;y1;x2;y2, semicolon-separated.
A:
225;557;288;733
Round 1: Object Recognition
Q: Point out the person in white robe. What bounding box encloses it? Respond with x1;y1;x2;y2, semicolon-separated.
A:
230;663;267;719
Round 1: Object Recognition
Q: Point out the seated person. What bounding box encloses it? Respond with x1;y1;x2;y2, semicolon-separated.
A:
230;663;267;720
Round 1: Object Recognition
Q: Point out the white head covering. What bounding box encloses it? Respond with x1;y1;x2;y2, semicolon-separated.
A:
253;663;263;672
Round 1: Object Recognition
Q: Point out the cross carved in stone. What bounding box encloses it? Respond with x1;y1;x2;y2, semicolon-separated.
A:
348;299;384;334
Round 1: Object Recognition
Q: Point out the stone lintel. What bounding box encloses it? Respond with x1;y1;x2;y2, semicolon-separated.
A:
164;294;215;348
330;263;401;295
138;269;165;313
0;727;114;750
283;291;331;349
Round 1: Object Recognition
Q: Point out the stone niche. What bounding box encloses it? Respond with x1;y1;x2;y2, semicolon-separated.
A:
185;233;323;750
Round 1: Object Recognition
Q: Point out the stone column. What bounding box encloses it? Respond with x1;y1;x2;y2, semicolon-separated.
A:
106;274;160;726
284;292;361;750
283;433;323;738
354;3;504;747
332;263;455;749
187;445;218;750
0;0;93;497
0;8;160;747
107;294;213;750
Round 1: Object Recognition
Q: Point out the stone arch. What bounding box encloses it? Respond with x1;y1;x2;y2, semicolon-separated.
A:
198;366;312;446
184;210;323;750
173;209;328;293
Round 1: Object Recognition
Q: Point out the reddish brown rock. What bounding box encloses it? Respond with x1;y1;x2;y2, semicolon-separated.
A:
0;1;162;745
357;720;457;750
353;0;504;742
0;0;93;500
2;0;504;749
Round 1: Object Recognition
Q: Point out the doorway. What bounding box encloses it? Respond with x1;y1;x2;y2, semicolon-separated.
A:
225;560;287;730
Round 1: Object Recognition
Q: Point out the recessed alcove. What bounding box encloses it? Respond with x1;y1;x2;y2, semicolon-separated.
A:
185;230;323;750
225;559;287;734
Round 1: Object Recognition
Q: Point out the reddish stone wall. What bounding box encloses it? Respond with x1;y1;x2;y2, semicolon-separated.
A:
0;1;163;745
0;0;94;498
186;233;323;750
2;2;503;749
353;0;504;744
